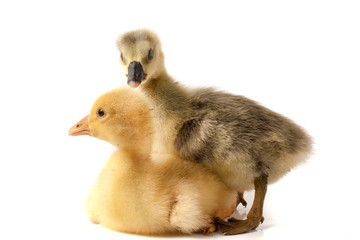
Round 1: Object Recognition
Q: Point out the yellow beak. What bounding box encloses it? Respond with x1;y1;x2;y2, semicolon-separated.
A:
68;115;91;136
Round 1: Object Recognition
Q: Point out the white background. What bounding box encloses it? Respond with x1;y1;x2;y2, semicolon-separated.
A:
0;1;359;239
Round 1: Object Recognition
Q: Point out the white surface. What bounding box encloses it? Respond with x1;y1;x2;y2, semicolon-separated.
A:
0;1;359;239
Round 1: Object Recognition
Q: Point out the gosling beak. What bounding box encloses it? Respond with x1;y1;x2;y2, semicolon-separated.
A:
68;115;91;136
127;61;145;88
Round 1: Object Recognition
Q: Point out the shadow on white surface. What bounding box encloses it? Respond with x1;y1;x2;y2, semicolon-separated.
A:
71;201;277;240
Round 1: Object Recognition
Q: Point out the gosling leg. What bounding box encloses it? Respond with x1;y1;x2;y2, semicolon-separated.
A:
216;174;268;235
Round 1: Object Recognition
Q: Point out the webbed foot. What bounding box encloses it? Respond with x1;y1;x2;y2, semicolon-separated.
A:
216;174;268;235
197;223;217;235
216;217;264;235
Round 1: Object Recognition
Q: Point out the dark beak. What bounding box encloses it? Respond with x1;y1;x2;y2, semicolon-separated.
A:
127;61;145;88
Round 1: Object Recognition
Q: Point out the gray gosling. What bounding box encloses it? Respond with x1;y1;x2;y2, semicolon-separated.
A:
116;29;312;235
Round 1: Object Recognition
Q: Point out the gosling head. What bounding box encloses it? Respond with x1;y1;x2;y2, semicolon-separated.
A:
116;29;165;88
69;88;152;150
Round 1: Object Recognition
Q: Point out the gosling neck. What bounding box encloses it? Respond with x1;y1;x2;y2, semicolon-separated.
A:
140;70;190;116
116;135;152;163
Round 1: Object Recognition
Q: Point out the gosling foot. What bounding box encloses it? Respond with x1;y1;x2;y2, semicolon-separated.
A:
197;223;217;235
216;174;268;235
228;216;264;224
216;216;263;235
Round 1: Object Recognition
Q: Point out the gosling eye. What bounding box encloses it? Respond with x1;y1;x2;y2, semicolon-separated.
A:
148;48;154;60
120;52;125;62
97;109;105;117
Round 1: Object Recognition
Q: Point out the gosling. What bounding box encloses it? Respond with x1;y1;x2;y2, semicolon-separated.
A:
116;29;313;235
69;88;237;235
